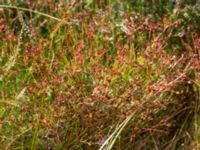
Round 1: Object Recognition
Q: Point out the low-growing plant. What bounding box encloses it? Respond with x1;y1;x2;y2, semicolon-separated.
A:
0;0;199;149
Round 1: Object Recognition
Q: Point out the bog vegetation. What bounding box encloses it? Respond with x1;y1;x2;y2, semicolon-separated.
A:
0;0;200;149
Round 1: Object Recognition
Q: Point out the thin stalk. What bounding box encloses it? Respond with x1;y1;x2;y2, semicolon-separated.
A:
0;5;67;23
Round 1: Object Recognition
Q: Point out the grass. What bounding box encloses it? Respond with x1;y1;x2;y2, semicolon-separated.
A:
0;0;199;149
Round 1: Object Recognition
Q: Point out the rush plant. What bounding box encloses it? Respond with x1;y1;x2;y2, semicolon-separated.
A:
0;0;199;149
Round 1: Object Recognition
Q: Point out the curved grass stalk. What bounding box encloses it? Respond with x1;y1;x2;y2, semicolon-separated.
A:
99;112;137;150
0;5;67;23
